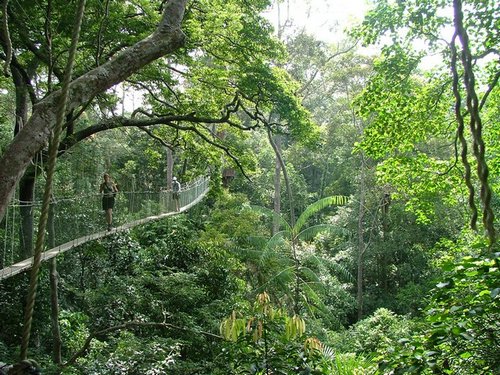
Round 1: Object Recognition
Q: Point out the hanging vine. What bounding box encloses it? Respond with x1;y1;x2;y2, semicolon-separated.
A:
451;0;496;246
20;0;87;360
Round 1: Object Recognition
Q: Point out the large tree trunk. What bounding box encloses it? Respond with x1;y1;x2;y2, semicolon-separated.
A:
267;130;295;227
0;0;188;222
267;129;301;314
12;67;35;260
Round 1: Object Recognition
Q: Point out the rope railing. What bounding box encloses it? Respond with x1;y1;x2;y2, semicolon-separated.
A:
0;176;210;281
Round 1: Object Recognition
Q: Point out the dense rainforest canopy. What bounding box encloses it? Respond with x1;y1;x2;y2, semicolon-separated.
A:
0;0;498;374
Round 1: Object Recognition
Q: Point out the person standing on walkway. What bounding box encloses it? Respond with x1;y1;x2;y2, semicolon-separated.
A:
172;176;181;211
100;173;118;230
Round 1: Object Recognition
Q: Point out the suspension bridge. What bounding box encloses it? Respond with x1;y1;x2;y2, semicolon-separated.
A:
0;177;210;281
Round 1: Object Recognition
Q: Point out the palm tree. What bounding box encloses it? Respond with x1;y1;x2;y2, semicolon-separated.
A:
250;195;351;315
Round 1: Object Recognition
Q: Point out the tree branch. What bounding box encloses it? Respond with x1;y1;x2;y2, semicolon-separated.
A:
297;41;358;96
138;126;175;150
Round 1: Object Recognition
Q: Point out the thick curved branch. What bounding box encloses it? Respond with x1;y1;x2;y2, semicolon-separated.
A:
474;48;499;60
57;106;253;181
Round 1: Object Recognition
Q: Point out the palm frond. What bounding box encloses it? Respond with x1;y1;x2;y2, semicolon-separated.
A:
259;243;289;266
232;246;260;260
303;251;355;283
255;265;295;293
299;265;322;284
247;235;270;249
323;258;355;283
322;344;336;360
266;230;290;250
296;224;349;242
299;277;329;315
294;195;348;233
249;205;291;232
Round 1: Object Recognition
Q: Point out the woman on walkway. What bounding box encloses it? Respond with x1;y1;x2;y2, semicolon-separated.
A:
99;173;118;230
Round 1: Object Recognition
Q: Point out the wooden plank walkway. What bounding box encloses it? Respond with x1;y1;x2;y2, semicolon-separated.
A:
0;185;209;281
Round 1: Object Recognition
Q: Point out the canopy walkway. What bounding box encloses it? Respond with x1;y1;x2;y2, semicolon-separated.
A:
0;177;210;281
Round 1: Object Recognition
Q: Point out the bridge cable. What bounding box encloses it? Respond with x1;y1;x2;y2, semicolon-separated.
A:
20;0;87;360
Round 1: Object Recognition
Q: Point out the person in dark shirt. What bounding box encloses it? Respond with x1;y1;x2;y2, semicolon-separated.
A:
172;176;181;211
99;173;118;230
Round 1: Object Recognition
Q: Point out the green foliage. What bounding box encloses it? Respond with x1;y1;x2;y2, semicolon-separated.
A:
2;2;499;374
377;245;500;374
218;293;374;374
353;51;464;223
483;88;500;196
200;191;265;247
330;308;413;355
0;215;238;373
70;332;182;375
375;153;465;224
327;353;376;375
248;196;350;314
352;0;450;48
59;311;91;356
0;77;14;154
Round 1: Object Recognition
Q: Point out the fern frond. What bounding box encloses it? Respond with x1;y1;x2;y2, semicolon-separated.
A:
249;205;291;232
267;230;290;250
322;344;335;360
296;224;349;242
294;195;348;234
247;235;269;249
